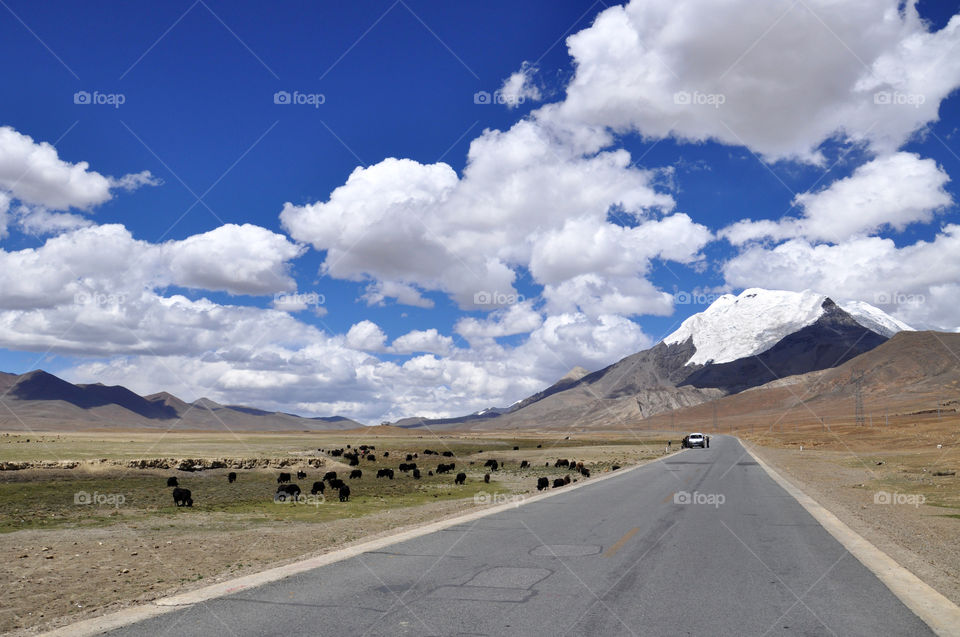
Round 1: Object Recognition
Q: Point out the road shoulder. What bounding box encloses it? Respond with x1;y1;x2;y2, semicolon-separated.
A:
741;440;960;637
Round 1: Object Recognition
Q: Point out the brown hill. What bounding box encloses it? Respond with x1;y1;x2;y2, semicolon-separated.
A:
0;370;362;432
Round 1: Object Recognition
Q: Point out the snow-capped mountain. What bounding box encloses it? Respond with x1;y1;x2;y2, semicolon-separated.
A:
401;288;911;431
840;300;914;338
664;288;912;366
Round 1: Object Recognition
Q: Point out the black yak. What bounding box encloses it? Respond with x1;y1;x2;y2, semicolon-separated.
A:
172;487;192;506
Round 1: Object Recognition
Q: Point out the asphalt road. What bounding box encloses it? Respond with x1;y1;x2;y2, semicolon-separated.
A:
106;436;934;636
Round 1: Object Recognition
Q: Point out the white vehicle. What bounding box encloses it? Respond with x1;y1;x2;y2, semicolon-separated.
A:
684;433;706;449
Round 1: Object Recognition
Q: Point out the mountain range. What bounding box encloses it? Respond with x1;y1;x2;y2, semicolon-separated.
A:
0;370;361;431
398;288;916;430
0;288;932;432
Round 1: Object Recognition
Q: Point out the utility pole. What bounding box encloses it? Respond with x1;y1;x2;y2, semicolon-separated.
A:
851;368;866;426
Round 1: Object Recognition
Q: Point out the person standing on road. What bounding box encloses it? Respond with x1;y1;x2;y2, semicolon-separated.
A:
706;435;710;448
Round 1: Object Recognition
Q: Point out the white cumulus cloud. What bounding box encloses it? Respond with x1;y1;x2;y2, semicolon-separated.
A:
552;0;960;162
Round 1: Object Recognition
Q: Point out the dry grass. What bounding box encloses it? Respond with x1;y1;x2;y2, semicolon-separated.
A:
0;429;669;635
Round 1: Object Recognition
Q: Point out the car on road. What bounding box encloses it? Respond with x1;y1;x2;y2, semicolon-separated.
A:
683;433;706;449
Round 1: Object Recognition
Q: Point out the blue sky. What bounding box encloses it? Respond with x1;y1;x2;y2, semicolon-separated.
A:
1;0;959;422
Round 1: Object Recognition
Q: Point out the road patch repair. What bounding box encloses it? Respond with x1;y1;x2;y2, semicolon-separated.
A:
742;441;960;637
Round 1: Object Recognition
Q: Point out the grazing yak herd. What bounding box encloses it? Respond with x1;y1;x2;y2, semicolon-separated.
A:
165;442;609;508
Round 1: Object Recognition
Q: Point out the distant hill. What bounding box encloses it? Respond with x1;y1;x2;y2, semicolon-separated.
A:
0;370;362;431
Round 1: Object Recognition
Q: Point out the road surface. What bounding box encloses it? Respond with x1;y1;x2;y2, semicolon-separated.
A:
105;436;933;636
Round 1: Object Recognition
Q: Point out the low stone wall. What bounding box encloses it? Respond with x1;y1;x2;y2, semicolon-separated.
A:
0;456;328;471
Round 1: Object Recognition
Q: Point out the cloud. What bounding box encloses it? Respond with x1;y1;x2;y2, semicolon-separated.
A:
389;328;454;355
360;280;434;308
163;223;304;295
0;223;302;313
0;192;9;238
0;125;157;212
792;153;951;241
455;302;544;343
723;226;960;330
345;320;387;352
499;61;542;108
281;117;686;314
721;152;952;244
109;170;163;191
552;0;960;162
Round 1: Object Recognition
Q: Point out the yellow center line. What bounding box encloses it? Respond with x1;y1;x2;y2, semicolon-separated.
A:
603;527;640;558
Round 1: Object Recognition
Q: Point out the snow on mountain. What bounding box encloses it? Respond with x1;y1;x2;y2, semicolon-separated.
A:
840;300;914;338
664;288;911;366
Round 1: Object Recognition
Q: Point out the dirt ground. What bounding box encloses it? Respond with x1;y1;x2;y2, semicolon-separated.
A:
7;423;955;635
742;426;960;608
0;432;666;635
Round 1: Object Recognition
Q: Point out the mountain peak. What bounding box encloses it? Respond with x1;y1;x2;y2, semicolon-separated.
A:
664;288;910;366
560;366;590;383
